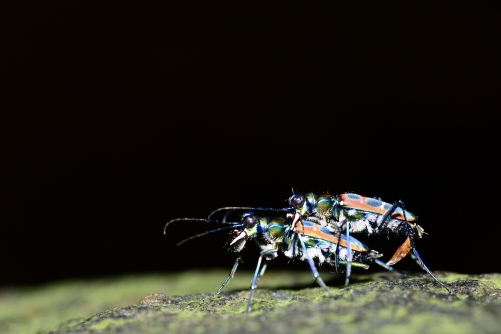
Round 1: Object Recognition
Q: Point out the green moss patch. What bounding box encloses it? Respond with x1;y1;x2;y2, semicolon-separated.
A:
1;271;500;334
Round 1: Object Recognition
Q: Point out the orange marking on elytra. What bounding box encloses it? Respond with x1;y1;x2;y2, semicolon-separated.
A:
386;237;411;266
295;220;366;252
340;194;416;221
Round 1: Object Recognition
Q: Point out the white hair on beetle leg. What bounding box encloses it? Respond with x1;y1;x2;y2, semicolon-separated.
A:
337;248;348;261
299;246;326;264
283;245;294;259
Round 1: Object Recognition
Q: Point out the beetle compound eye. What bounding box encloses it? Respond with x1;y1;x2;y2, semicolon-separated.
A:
291;194;305;208
242;214;258;228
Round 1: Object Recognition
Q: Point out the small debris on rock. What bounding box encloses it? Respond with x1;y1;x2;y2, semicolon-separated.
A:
138;293;167;305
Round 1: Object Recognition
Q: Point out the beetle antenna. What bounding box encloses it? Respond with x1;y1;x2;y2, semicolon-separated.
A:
164;218;239;235
208;207;289;220
222;209;235;225
176;225;243;246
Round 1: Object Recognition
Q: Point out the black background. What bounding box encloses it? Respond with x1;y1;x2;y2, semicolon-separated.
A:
1;2;499;287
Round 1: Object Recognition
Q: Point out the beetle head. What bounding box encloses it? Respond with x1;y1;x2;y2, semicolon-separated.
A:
227;212;260;252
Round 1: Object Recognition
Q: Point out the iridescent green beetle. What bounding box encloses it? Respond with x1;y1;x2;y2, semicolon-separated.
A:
165;212;400;313
287;191;449;292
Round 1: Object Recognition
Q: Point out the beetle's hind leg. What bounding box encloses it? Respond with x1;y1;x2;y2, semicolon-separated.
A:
379;200;450;292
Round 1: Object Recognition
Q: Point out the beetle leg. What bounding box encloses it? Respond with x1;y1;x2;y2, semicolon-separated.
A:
401;208;451;293
409;252;426;270
374;259;407;276
259;262;268;278
376;200;404;232
245;250;276;314
334;234;341;272
297;235;335;297
211;256;242;298
334;219;347;273
344;222;352;289
376;200;450;292
246;254;264;314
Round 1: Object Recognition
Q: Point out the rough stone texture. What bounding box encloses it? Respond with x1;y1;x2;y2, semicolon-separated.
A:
2;271;501;334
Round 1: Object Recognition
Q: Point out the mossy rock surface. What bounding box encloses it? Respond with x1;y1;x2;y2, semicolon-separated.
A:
2;271;501;334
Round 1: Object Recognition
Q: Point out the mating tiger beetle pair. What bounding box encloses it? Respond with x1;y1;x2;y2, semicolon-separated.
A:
164;191;450;313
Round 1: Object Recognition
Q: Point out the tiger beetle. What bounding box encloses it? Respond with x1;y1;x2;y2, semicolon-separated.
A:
164;212;401;313
287;191;450;292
